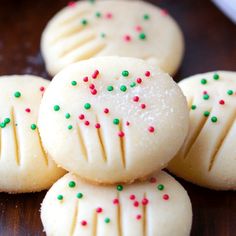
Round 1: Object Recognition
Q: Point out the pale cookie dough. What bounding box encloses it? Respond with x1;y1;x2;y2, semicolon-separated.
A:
41;0;184;76
38;57;189;184
168;71;236;190
0;75;65;193
41;171;192;236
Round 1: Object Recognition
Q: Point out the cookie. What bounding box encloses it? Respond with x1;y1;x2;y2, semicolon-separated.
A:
38;56;189;184
0;75;65;193
168;71;236;190
41;0;184;76
41;171;192;236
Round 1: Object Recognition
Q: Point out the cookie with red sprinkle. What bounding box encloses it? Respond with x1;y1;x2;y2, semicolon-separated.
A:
168;71;236;190
41;171;192;236
38;57;189;184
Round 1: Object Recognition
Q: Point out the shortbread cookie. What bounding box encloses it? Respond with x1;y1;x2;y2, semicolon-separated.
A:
41;0;184;76
168;71;236;190
38;57;189;184
41;171;192;236
0;75;65;193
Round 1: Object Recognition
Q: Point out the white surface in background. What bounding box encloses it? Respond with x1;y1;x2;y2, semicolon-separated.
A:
212;0;236;24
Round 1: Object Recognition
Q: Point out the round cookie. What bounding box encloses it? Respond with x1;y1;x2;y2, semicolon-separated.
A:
41;171;192;236
38;56;189;184
0;75;65;193
41;0;184;76
168;71;236;190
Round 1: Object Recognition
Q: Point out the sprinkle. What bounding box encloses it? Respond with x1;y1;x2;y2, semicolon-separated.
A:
81;19;88;26
91;89;97;95
104;108;109;114
118;131;125;137
163;194;169;200
113;199;119;205
0;123;6;128
136;78;142;84
71;81;77;86
201;79;207;85
92;70;99;79
25;108;31;113
133;96;139;102
120;85;127;92
31;124;37;130
101;33;106;38
143;14;150;20
157;184;164;191
161;9;168;16
219;100;225;105
89;84;95;90
4;118;10;124
113;119;120;125
134;201;139;207
81;220;87;226
54;105;60;111
79;114;85;120
211;116;218;123
68;125;73;130
126;121;130;126
203;94;210;100
124;35;131;42
203;111;210;117
107;85;114;91
142;198;149;205
117;185;123;191
104;218;110;224
122;70;129;77
141;104;146;109
203;91;208;95
227;90;233;95
84;103;91;110
83;76;89;82
96;207;103;213
57;195;63;201
213;73;219;80
14;91;21;98
191;105;197;110
40;86;45;92
149;177;157;183
130;82;136;87
77;193;83;199
136;214;142;220
95;123;101;129
139;33;146;40
105;13;113;19
145;71;151;77
135;25;143;32
65;113;71;119
130;194;135;200
68;1;76;7
95;12;101;18
84;121;90;126
148;126;155;133
68;181;76;188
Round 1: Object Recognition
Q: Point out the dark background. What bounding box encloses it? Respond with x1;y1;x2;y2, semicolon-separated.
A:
0;0;236;235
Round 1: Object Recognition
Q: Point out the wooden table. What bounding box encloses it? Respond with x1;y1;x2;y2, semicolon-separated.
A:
0;0;236;235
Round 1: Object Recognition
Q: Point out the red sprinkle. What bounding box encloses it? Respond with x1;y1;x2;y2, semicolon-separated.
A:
113;198;119;205
124;35;131;42
91;89;97;95
134;201;139;207
89;84;95;89
81;220;87;226
83;76;89;82
133;96;140;102
118;131;125;138
92;70;99;79
79;114;85;120
130;194;136;200
68;1;76;7
136;214;142;220
142;198;149;205
161;9;168;16
95;123;101;129
126;121;130;126
148;126;155;133
135;25;143;32
96;207;103;213
136;78;142;84
149;177;157;183
84;120;90;126
145;71;151;77
163;194;169;200
203;91;208;95
219;100;225;105
40;86;45;92
105;13;113;19
25;108;31;113
141;104;146;109
104;108;109;114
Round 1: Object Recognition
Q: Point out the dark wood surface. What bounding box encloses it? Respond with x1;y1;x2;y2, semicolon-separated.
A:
0;0;236;235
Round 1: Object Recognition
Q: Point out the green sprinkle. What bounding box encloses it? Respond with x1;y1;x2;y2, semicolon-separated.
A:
203;94;210;100
54;105;60;111
122;70;129;77
95;12;101;18
143;14;150;20
139;33;146;40
65;113;71;119
77;193;83;199
14;91;21;98
130;82;136;88
227;90;233;95
113;118;120;125
101;33;106;38
57;195;63;201
104;218;110;223
191;105;197;110
157;184;164;191
0;123;6;128
89;0;95;4
201;79;207;85
84;103;91;110
213;73;219;80
4;118;10;124
68;125;73;130
71;81;77;86
211;116;218;123
107;85;114;92
204;111;210;117
120;85;127;92
81;19;88;25
68;181;76;188
31;124;37;130
117;185;123;191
